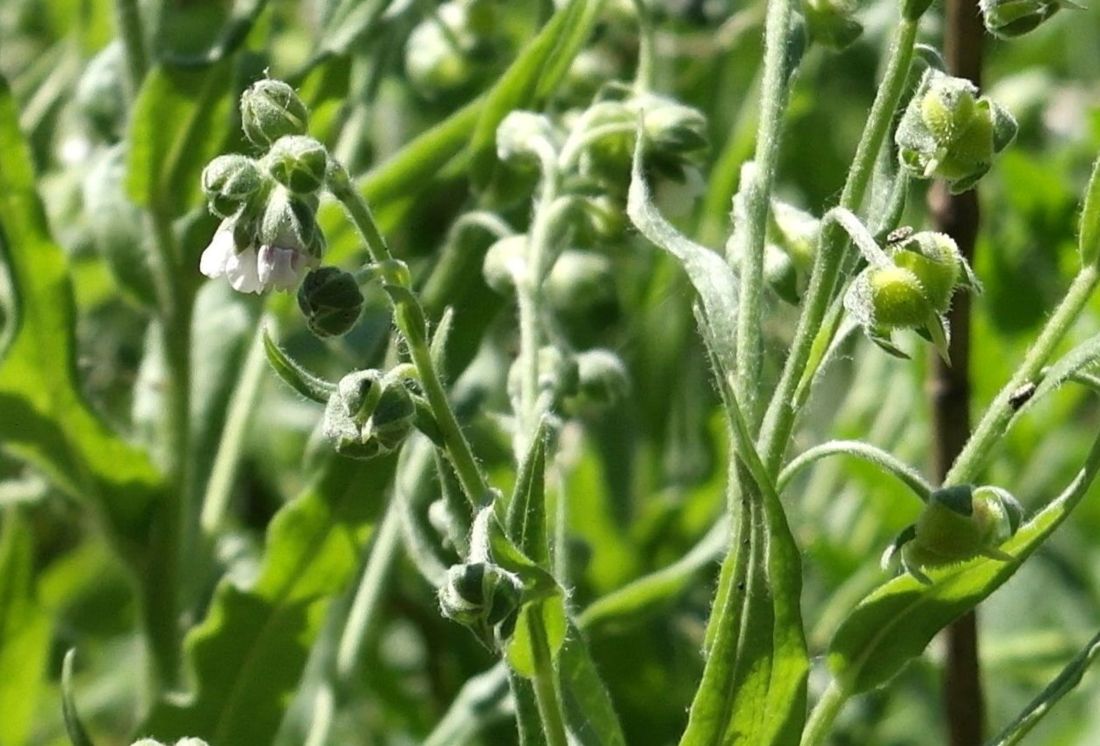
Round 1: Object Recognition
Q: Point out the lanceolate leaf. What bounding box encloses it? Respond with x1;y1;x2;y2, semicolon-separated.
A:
142;455;396;743
0;76;163;546
558;622;628;746
506;417;550;566
828;430;1100;694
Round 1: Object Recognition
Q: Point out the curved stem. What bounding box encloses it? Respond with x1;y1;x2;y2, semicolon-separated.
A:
778;440;933;500
758;16;922;473
801;681;850;746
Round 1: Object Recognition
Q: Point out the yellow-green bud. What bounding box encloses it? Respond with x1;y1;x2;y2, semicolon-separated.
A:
240;79;309;148
890;232;962;313
866;265;932;328
980;0;1072;37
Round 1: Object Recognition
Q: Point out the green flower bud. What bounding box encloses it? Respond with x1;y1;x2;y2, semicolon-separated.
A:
764;244;801;304
896;71;1017;193
886;485;1023;582
201;154;264;218
575;349;630;408
297;267;365;338
365;378;417;452
545;250;616;314
979;0;1074;37
576;195;628;245
265;136;328;194
240;79;309;149
640;94;708;157
496;111;557;166
322;370;416;459
439;562;523;632
803;0;863;50
865;265;933;328
338;369;385;422
769;200;820;272
890;231;962;313
482;234;527;295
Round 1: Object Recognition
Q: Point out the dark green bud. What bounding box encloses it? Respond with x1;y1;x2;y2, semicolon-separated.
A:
979;0;1075;37
240;79;309;149
297;267;364;338
438;562;523;634
201;154;264;218
265;136;328;194
322;370;416;459
364;379;417;452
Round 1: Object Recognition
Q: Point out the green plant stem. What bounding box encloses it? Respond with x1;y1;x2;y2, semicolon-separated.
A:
758;16;921;473
330;168;492;507
630;0;655;92
945;265;1100;485
528;610;569;746
801;681;850;746
734;0;796;422
113;0;148;96
335;499;403;682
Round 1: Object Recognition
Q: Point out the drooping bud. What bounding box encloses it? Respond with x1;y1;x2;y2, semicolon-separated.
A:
803;0;863;51
438;562;523;644
322;370;417;459
574;349;630;408
240;79;309;149
979;0;1075;37
861;265;932;328
265;136;328;194
482;234;528;295
896;70;1017;193
889;231;963;313
297;267;364;338
201;154;264;218
496;111;558;166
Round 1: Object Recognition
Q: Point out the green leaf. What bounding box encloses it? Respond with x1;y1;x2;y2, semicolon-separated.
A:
510;671;547;746
467;0;607;189
0;511;50;746
987;627;1100;746
1023;332;1100;411
627;133;740;375
0;75;163;546
828;430;1100;694
127;61;234;218
1078;151;1100;266
506;417;550;567
261;326;337;404
507;599;568;678
557;623;627;746
424;664;511;746
142;455;396;743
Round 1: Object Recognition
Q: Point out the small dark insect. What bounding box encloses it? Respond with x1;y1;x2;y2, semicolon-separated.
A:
1009;382;1037;410
885;226;915;246
736;582;746;592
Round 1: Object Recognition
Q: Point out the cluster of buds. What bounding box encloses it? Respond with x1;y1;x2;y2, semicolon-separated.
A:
895;70;1017;193
845;229;976;359
438;560;523;647
979;0;1077;38
199;80;331;294
884;485;1023;584
322;369;418;460
502;345;630;417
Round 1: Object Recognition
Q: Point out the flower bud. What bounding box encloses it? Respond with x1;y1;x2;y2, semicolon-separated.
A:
864;265;933;328
240;79;309;148
576;195;628;245
979;0;1072;37
201;154;264;218
764;244;801;305
769;201;819;273
896;71;1017;193
482;234;527;295
265;136;328;194
496;111;557;166
889;231;962;313
803;0;863;51
545;250;616;315
297;267;364;338
575;349;630;408
640;94;708;157
439;562;522;634
364;378;417;452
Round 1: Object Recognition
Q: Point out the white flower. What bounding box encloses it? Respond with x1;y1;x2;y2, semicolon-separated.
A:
225;246;263;293
198;220;237;278
257;244;316;291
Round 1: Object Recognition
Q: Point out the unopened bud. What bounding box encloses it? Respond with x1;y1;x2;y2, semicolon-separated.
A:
803;0;863;51
497;111;557;166
202;154;264;218
297;267;364;338
482;234;527;295
575;349;630;407
240;79;309;148
889;232;962;313
980;0;1074;37
265;136;328;194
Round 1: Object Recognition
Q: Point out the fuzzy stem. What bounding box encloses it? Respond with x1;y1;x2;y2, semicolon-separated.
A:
758;16;922;473
528;610;569;746
734;0;797;423
801;681;850;746
113;0;148;96
330;167;492;506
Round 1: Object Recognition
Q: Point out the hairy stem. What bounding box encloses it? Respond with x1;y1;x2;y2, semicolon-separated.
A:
113;0;148;96
801;680;849;746
734;0;797;423
758;16;922;472
528;609;569;746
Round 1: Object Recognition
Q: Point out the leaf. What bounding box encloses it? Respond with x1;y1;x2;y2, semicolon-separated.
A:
142;455;396;743
557;623;628;746
1022;332;1100;412
0;511;50;746
423;664;511;746
0;75;163;547
506;417;550;567
261;326;337;403
828;430;1100;694
467;0;607;189
1079;151;1100;266
317;0;387;56
777;439;933;501
987;628;1100;746
507;599;568;678
127;61;234;218
627;133;741;375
